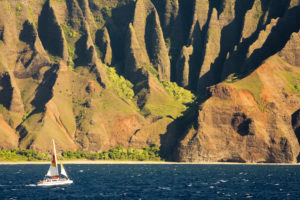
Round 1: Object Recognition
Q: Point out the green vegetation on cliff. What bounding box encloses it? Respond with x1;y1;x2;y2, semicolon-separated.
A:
138;62;196;118
141;63;159;78
0;149;48;161
280;71;300;94
161;80;195;104
0;146;161;161
105;65;135;100
61;23;80;70
62;145;161;161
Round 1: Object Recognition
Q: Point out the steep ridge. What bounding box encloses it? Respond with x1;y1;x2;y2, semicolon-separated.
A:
131;0;170;81
0;0;299;163
278;31;300;66
176;45;193;87
38;0;67;59
95;27;113;65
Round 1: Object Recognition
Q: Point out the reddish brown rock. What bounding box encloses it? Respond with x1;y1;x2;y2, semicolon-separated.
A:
175;57;300;163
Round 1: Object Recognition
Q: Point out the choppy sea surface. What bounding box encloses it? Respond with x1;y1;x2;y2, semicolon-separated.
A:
0;164;300;199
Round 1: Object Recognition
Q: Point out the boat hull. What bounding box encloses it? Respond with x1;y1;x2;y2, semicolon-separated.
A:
37;179;73;186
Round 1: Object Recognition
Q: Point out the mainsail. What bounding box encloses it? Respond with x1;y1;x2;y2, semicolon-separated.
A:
60;163;68;178
46;140;59;178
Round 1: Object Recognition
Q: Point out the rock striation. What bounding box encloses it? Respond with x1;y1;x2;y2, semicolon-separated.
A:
130;0;170;81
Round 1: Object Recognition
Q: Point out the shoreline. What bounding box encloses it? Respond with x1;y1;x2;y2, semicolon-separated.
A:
0;160;299;165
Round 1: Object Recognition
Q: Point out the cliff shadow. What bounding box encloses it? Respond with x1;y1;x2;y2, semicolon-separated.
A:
178;0;195;44
292;109;300;145
244;5;300;75
190;0;216;92
0;26;4;42
220;10;268;80
38;0;64;58
0;73;13;110
19;20;36;49
145;11;157;67
74;34;89;67
188;21;204;91
30;64;58;113
217;1;296;82
107;2;136;71
265;0;291;22
195;0;253;93
207;0;254;84
160;95;209;161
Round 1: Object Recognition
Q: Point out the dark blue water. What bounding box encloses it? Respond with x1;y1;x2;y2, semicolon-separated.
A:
0;164;300;199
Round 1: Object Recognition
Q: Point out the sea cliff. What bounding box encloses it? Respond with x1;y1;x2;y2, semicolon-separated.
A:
0;0;299;163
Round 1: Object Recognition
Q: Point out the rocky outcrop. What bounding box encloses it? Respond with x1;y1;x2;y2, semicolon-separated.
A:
132;0;170;81
15;20;51;79
278;31;300;66
248;19;278;57
241;0;262;41
57;0;107;86
152;0;184;81
174;56;300;163
124;23;148;83
95;27;113;65
190;0;210;33
0;115;18;149
7;73;24;116
292;109;300;144
176;45;193;87
65;0;86;30
290;0;300;9
76;0;97;31
159;0;181;34
197;8;221;92
132;0;153;64
145;11;171;80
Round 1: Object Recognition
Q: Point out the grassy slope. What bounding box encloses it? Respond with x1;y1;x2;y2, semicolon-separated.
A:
225;56;300;111
231;72;264;106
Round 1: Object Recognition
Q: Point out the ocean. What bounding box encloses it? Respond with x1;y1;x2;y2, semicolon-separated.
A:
0;164;299;199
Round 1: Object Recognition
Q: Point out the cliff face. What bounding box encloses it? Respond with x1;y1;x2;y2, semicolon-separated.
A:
173;56;300;163
0;0;299;163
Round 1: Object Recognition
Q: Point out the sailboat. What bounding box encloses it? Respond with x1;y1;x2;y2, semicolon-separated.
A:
37;140;73;186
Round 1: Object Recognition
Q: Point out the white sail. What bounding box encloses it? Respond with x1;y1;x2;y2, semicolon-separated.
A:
46;140;59;177
60;163;68;178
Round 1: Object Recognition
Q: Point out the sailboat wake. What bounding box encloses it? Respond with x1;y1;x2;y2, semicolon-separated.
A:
25;184;37;187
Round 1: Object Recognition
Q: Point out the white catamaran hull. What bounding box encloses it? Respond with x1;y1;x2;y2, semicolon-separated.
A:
37;179;73;186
